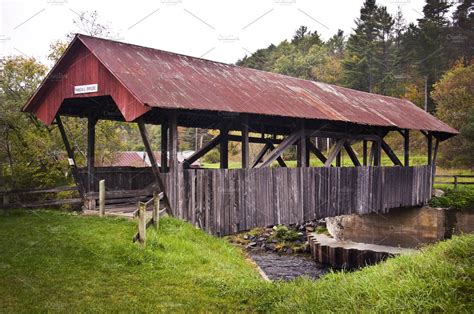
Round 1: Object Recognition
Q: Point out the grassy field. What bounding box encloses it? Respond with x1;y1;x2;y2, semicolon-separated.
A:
0;210;473;312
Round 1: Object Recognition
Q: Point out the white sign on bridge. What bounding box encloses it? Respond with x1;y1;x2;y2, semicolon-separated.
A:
74;83;98;94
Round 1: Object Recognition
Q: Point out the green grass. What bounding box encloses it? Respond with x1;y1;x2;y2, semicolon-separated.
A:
1;210;473;312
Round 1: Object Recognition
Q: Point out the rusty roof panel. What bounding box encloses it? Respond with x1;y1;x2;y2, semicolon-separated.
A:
53;35;461;135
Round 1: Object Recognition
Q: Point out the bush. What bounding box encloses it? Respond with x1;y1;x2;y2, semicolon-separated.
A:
202;149;220;164
430;188;474;210
272;225;300;241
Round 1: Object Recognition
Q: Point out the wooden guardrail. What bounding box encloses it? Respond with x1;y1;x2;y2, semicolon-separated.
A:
133;192;165;244
0;185;81;209
434;175;474;188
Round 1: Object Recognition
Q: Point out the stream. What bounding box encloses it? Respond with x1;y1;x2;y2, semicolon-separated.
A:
249;251;329;281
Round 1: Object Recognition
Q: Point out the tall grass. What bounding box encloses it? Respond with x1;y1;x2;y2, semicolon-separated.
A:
0;210;472;312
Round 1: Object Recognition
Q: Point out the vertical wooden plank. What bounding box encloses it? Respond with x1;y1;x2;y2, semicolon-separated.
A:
138;202;146;245
153;191;159;229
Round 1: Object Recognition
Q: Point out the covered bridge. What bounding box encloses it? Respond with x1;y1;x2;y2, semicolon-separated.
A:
23;34;458;235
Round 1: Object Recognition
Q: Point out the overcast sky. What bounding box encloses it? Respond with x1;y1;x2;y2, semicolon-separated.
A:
1;0;427;66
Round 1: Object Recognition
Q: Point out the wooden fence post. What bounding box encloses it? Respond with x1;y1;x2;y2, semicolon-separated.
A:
454;176;458;189
152;192;159;229
138;202;146;244
99;180;105;217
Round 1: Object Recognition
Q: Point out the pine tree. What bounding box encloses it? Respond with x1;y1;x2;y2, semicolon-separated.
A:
343;0;395;94
413;0;452;111
451;0;474;65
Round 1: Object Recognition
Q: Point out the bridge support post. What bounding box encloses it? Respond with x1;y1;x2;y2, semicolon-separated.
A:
404;130;410;167
161;121;168;173
241;115;249;169
220;126;229;169
86;113;97;210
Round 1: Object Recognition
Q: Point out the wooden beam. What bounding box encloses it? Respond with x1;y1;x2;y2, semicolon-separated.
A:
137;119;174;216
374;140;381;166
161;121;168;173
369;141;375;166
307;130;379;141
265;140;287;167
241;115;249;169
362;140;368;166
336;150;342;167
251;143;271;168
220;126;229;169
343;141;361;166
226;130;380;144
307;140;328;164
55;115;84;196
184;134;223;168
138;121;161;181
256;130;303;168
169;111;178;172
381;139;403;166
305;139;311;167
297;122;307;168
404;130;410;167
86;114;97;194
431;137;440;190
324;139;345;167
432;137;439;167
427;132;433;165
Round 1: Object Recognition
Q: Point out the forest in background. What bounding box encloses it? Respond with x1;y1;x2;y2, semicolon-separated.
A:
0;0;473;190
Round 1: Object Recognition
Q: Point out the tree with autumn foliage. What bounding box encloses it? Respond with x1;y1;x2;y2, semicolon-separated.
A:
433;61;474;167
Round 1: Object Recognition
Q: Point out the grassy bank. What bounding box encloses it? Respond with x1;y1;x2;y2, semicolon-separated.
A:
0;210;472;312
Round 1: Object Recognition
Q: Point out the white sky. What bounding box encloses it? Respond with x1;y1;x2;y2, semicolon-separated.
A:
1;0;427;66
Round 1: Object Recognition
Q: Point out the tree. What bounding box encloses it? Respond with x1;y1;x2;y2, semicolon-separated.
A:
342;0;395;94
0;56;66;188
410;0;453;111
432;61;474;167
451;0;474;66
325;29;345;58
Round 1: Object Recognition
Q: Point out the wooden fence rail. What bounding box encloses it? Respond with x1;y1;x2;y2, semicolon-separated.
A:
0;185;81;209
434;175;474;189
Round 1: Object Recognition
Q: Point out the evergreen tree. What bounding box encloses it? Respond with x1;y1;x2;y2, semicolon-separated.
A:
343;0;395;94
325;29;345;58
412;0;452;111
451;0;474;65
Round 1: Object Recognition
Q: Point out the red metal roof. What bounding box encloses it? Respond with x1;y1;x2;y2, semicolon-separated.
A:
24;34;458;136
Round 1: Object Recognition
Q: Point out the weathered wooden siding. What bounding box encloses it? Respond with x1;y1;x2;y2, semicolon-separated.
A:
79;166;433;236
78;167;154;191
165;166;433;236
